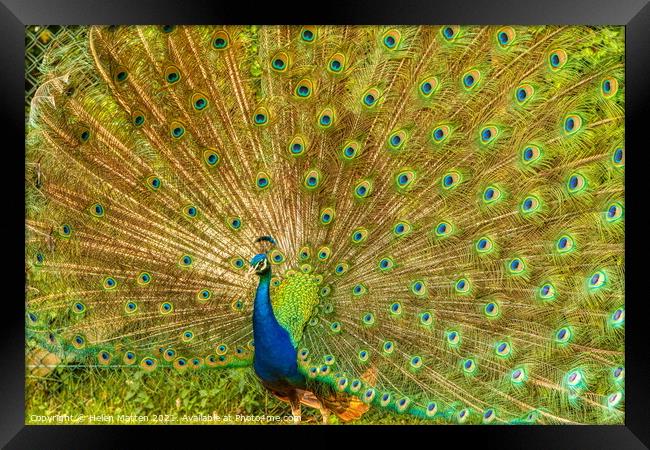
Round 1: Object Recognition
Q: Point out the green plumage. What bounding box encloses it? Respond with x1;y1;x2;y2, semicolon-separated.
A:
26;25;624;424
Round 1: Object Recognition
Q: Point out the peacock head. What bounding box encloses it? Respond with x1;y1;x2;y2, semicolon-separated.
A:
249;235;276;276
249;253;270;276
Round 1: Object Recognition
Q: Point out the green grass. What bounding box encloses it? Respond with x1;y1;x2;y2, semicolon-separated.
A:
26;366;432;425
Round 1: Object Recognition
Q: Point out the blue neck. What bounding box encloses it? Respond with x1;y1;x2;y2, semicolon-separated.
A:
252;270;303;386
252;271;278;333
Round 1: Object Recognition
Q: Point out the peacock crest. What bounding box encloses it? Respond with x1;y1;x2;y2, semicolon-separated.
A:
26;25;624;424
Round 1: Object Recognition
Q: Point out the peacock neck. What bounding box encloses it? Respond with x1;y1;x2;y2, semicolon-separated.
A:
253;271;276;326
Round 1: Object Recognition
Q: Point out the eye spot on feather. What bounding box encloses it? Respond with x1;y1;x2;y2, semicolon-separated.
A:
72;335;86;349
612;146;624;167
72;301;86;314
79;128;91;143
140;357;157;371
432;125;450;143
610;307;625;327
521;145;542;165
434;221;454;238
605;202;623;223
548;49;567;71
354;179;373;199
191;93;209;111
98;351;111;365
446;330;461;346
441;26;459;41
212;30;230;49
418;311;433;327
507;258;525;275
410;279;427;296
132;111;145;127
479;126;499;144
511;367;527;384
607;391;623;408
124;301;138;314
482;185;502;204
271;52;289;72
114;66;128;83
227;216;243;230
255;171;271;190
520;195;540;214
300;26;317;43
462;69;480;90
538;282;556;301
441;171;462;190
475;236;494;253
556;235;575;253
334;262;349;276
462;358;477;374
103;276;117;290
289;136;307;156
484;301;500;318
362;312;375;326
378;257;395;272
89;202;105;218
179;254;194;268
495;341;511;357
295;79;314;99
160;301;174;314
601;77;619;98
496;27;515;47
197;289;212;302
317;108;335;128
454;277;470;294
382;341;395;354
161;25;175;33
303;169;322;190
34;252;44;266
566;173;587;194
555;326;572;344
320;207;335;225
340;140;361;160
137;271;152;285
230;257;245;270
392;220;412;237
269;250;285;264
183;205;198;218
164;66;181;84
329;321;341;333
563;114;583;135
328;53;346;73
588;270;607;290
382;29;401;49
515;84;534;105
351;227;369;244
169;121;185;139
362;87;380;108
419;77;438;97
352;283;367;296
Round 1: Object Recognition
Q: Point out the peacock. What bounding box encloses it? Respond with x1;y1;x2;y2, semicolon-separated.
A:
25;25;625;425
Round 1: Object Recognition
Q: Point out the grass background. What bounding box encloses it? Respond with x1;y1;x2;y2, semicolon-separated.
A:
26;366;431;425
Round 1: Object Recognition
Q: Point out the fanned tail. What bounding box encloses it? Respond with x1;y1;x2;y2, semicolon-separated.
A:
26;25;624;424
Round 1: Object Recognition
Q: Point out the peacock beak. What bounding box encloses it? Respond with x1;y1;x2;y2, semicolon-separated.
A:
247;265;257;276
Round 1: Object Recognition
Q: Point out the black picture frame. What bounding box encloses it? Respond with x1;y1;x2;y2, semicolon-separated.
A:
2;0;648;448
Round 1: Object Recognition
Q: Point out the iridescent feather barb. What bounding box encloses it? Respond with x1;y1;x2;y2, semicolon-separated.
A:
26;25;624;424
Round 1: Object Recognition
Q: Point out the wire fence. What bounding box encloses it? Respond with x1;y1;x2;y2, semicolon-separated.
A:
25;25;86;117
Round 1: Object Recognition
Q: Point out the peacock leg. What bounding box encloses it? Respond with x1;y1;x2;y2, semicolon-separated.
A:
289;394;302;424
319;406;331;424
